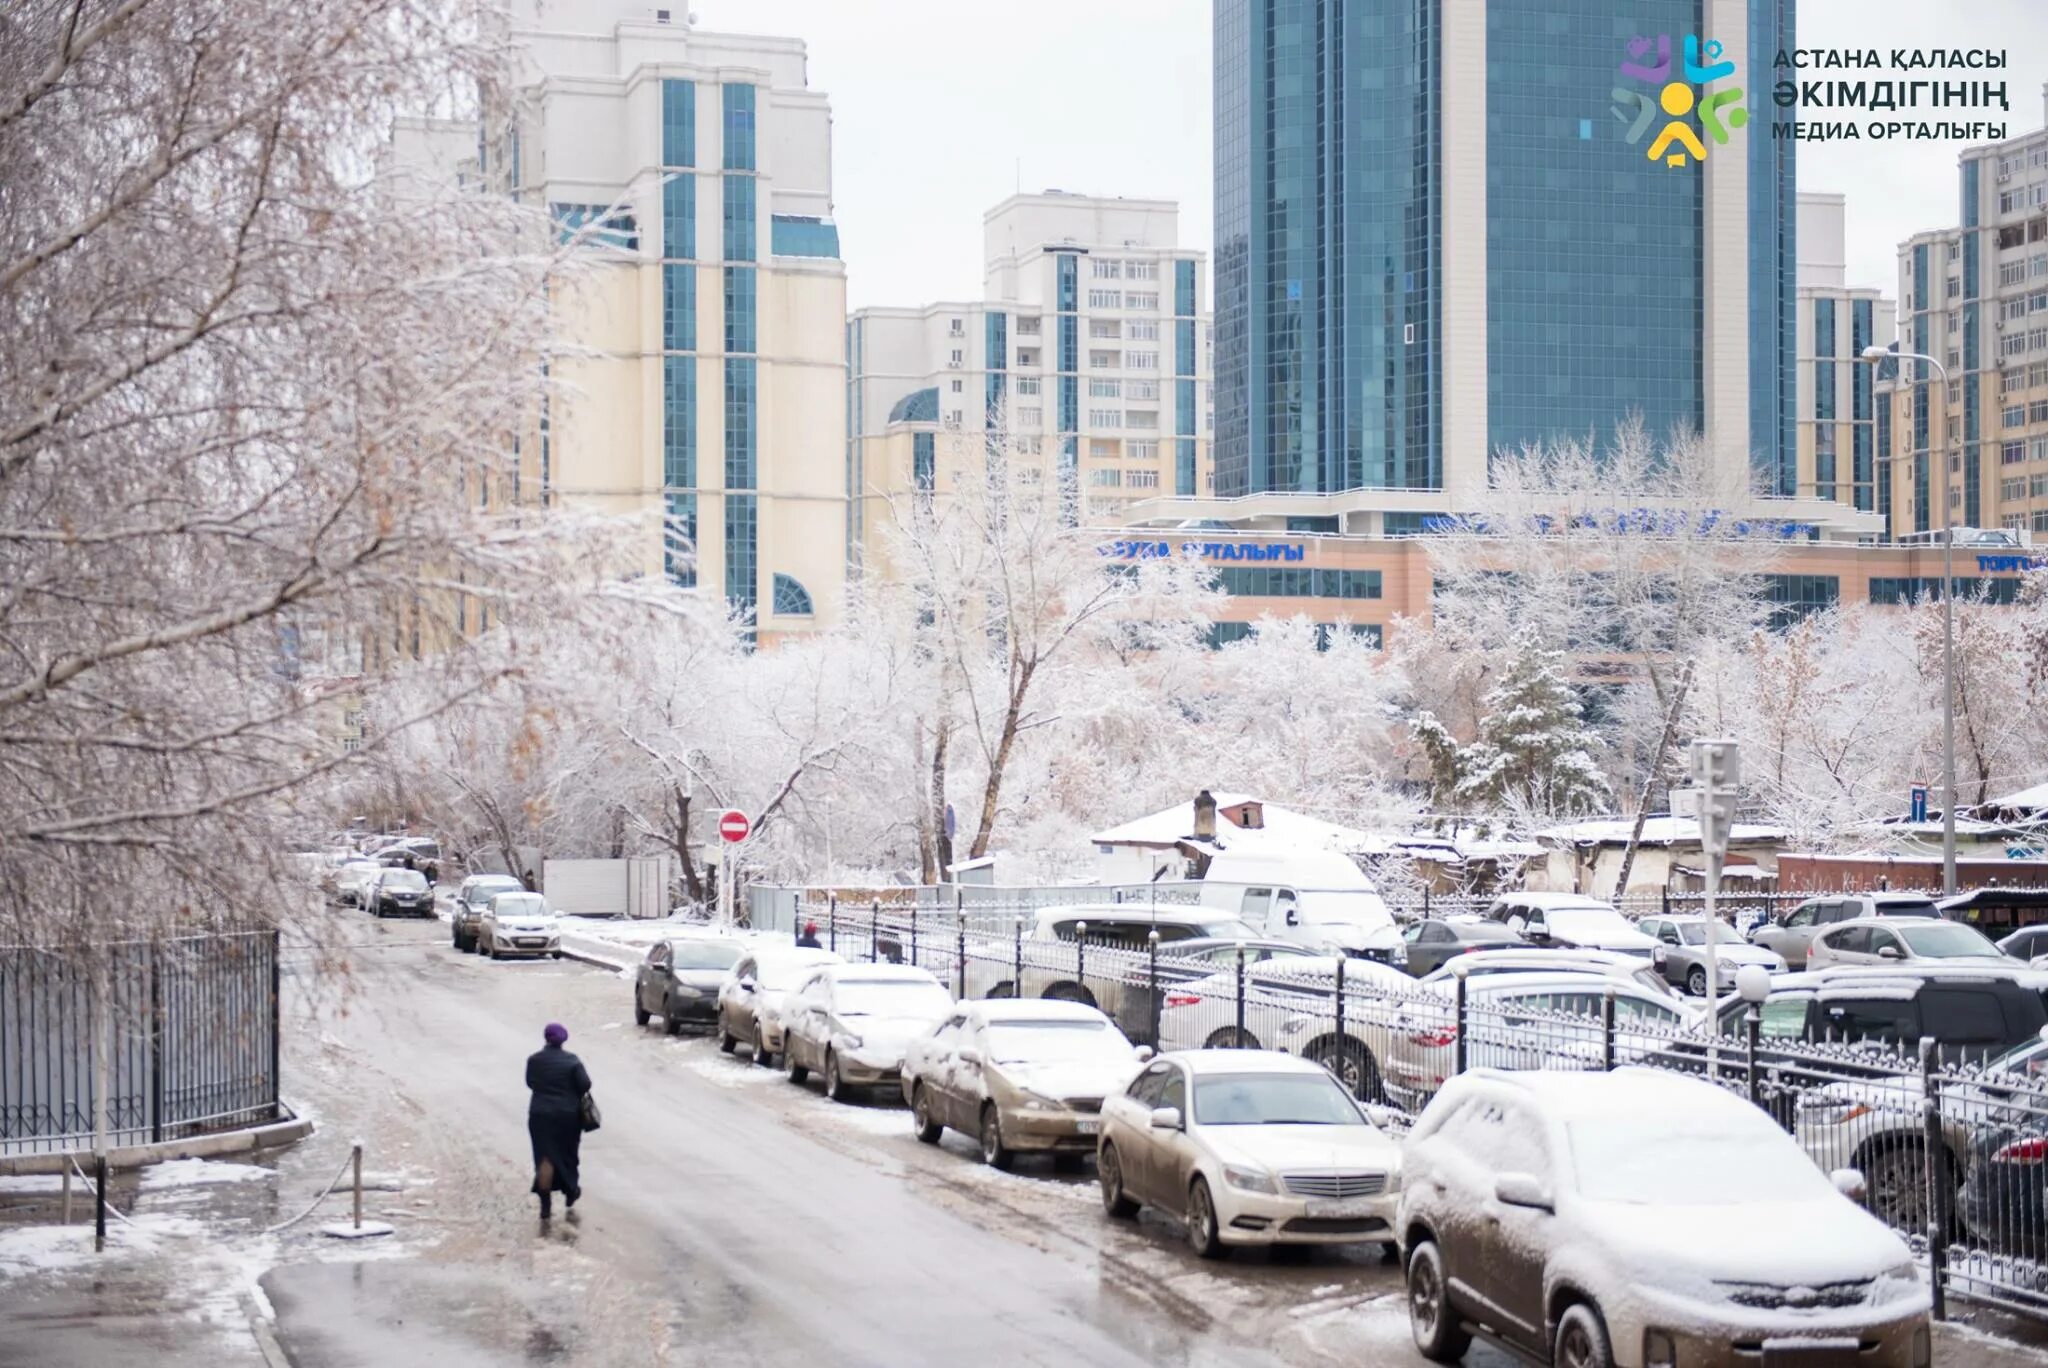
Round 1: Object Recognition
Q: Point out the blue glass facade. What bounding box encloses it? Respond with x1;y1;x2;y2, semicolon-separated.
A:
725;357;757;617
722;84;755;171
1813;298;1834;500
1213;0;1441;497
913;432;935;495
1749;0;1797;494
663;80;695;169
1056;254;1079;506
663;264;694;352
770;215;838;258
663;357;697;588
723;175;756;262
985;311;1007;430
661;81;696;589
1912;243;1930;534
771;574;813;617
724;267;755;355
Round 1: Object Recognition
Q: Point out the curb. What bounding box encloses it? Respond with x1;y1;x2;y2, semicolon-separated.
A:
556;940;637;974
243;1292;293;1368
0;1106;315;1177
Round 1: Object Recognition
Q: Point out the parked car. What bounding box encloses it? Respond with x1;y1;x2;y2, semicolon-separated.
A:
716;946;843;1065
1999;925;2048;961
1482;893;1659;958
1382;973;1693;1114
451;874;523;952
1635;913;1786;995
1398;917;1529;978
1939;887;2048;945
1750;892;1945;970
1155;955;1419;1102
1806;916;2008;971
782;963;954;1101
1960;1096;2048;1256
1708;966;2048;1065
634;936;745;1035
475;891;560;960
1195;846;1405;965
902;999;1147;1169
1398;1068;1930;1368
332;859;383;906
963;905;1263;1040
369;836;441;882
1417;948;1674;998
1096;1049;1403;1259
363;867;433;919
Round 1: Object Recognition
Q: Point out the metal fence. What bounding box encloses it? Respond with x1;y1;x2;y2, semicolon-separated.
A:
782;897;2048;1323
0;932;281;1156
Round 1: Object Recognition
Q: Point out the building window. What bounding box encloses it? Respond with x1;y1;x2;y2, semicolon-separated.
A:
2032;400;2048;424
1175;258;1196;317
1088;350;1119;370
950;379;963;393
1126;291;1159;311
1127;261;1159;282
1016;377;1041;396
1088;468;1122;488
1127;319;1159;342
2033;436;2048;461
769;215;839;259
1088;290;1122;310
1017;407;1042;428
2007;405;2028;426
771;574;814;617
1016;316;1042;336
662;80;695;168
1127;350;1159;370
2033;473;2048;497
1089;378;1121;398
1088;408;1122;429
1126;409;1159;430
722;174;756;261
722;83;756;171
2037;509;2048;531
549;204;638;250
1091;259;1122;280
1126;440;1159;461
1089;320;1122;340
724;267;755;354
1127;379;1160;401
1127;469;1160;489
912;431;935;494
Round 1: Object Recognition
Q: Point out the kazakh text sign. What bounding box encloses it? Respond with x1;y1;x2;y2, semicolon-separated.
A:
1105;541;1307;563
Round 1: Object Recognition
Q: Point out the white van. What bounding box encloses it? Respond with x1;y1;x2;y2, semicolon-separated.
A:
1197;846;1405;967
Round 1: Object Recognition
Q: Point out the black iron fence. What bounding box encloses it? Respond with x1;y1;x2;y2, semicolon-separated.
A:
0;932;280;1156
790;896;2048;1323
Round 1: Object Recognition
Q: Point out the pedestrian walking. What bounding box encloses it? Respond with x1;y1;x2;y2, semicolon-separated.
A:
795;920;823;949
525;1022;592;1221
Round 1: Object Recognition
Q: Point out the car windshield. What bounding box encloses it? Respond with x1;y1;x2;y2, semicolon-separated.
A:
1198;918;1262;940
987;1019;1131;1065
1987;1036;2048;1078
467;880;519;905
1548;908;1632;939
1875;901;1940;917
672;941;743;971
1192;1073;1365;1126
1570;1124;1833;1205
492;895;547;919
1895;923;1999;958
1298;891;1393;930
381;870;428;892
835;981;951;1017
757;956;828;990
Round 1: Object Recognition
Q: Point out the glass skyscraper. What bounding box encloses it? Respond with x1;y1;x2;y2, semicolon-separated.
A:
1212;0;1795;501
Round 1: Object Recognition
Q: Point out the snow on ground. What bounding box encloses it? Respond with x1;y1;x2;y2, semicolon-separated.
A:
0;1175;66;1193
138;1159;273;1191
0;1212;210;1277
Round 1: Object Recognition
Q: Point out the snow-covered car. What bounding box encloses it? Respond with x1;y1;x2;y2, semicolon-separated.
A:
1097;1050;1403;1258
1382;972;1694;1113
451;874;523;952
1750;893;1945;971
1399;1068;1931;1368
782;963;954;1101
1806;916;2008;972
634;935;744;1035
1154;955;1420;1101
331;859;383;906
1485;895;1660;959
1636;913;1787;995
716;946;842;1065
1418;948;1675;998
363;867;433;919
903;999;1148;1168
475;891;560;960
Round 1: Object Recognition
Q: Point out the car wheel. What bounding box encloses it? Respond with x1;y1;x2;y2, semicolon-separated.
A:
785;1045;808;1085
824;1051;849;1102
989;980;1017;1000
1406;1240;1471;1362
980;1104;1014;1170
752;1035;774;1068
718;1026;738;1054
1185;1176;1223;1259
1099;1143;1139;1218
1204;1026;1261;1050
1308;1037;1385;1104
1553;1303;1613;1368
1686;966;1709;997
1043;982;1097;1008
633;1003;650;1027
911;1085;943;1144
1864;1141;1941;1233
664;1007;683;1038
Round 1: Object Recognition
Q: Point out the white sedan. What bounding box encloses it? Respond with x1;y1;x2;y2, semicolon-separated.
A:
902;999;1148;1169
1097;1050;1403;1258
781;963;954;1102
475;891;561;960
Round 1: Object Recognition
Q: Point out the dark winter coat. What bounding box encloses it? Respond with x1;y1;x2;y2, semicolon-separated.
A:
526;1043;591;1201
795;932;823;949
526;1043;590;1118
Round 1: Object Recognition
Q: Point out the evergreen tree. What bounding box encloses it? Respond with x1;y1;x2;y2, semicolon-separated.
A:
1454;628;1612;818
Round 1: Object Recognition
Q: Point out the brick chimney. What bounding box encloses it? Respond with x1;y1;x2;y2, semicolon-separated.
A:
1193;789;1217;841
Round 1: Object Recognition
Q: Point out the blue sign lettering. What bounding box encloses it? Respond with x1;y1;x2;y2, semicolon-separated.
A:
1976;554;2048;573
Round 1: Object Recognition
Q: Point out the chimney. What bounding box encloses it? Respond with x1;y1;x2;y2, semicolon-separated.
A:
1193;789;1217;841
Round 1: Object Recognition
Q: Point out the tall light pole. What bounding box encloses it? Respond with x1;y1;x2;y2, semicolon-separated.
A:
1861;342;1958;895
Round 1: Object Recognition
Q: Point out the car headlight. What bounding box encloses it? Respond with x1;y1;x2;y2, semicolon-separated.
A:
1384;1165;1403;1194
1016;1092;1065;1113
1222;1163;1278;1194
839;1032;864;1050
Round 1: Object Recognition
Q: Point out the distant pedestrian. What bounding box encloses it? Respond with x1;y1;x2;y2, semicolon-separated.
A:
525;1022;591;1221
795;920;822;949
522;867;538;892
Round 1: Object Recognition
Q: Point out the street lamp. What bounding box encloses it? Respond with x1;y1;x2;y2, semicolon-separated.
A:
1860;342;1958;895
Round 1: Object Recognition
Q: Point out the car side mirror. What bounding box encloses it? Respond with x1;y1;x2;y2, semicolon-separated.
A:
1877;945;1902;960
737;978;756;992
1362;1104;1398;1130
1831;1168;1868;1205
958;1047;983;1066
1493;1173;1553;1211
1506;916;1527;935
1134;1045;1155;1063
1149;1106;1183;1131
1526;928;1551;944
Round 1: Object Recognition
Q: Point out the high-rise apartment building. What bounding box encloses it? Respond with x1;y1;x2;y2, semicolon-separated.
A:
1208;0;1798;520
1796;193;1895;515
1883;115;2048;543
847;194;1211;568
403;3;850;639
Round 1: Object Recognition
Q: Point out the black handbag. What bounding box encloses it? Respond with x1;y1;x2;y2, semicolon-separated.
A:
579;1090;602;1133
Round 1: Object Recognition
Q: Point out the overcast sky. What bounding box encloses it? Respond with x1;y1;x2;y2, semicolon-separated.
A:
691;0;2047;316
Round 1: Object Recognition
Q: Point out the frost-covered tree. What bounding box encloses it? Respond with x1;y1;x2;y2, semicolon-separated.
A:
1453;629;1612;819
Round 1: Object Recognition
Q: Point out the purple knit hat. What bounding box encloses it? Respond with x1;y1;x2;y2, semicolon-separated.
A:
543;1022;568;1044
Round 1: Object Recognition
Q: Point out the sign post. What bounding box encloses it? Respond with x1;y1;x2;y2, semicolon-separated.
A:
1910;783;1930;825
1672;738;1740;1081
716;809;750;928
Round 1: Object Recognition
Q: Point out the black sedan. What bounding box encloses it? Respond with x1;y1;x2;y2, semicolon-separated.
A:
634;936;746;1035
366;868;433;918
1961;1114;2048;1256
1398;916;1531;977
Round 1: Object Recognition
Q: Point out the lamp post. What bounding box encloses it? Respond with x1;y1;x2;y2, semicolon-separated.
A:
1861;343;1958;896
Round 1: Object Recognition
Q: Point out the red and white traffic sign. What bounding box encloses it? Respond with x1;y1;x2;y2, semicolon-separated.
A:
717;809;751;844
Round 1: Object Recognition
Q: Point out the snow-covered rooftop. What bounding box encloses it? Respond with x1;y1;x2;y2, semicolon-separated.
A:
1537;816;1786;847
1982;781;2048;813
1090;793;1377;853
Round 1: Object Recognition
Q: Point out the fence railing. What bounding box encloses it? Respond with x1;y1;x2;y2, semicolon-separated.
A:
777;897;2048;1323
0;932;281;1156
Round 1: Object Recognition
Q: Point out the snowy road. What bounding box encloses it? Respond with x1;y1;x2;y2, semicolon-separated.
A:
262;916;1498;1367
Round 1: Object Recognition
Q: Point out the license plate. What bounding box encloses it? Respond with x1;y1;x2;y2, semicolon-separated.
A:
517;938;545;948
1074;1118;1100;1135
1305;1197;1379;1219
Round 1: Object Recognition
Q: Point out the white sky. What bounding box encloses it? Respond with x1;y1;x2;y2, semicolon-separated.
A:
689;0;2048;314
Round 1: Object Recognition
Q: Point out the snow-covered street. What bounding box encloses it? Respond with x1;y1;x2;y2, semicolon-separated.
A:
7;916;2047;1366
